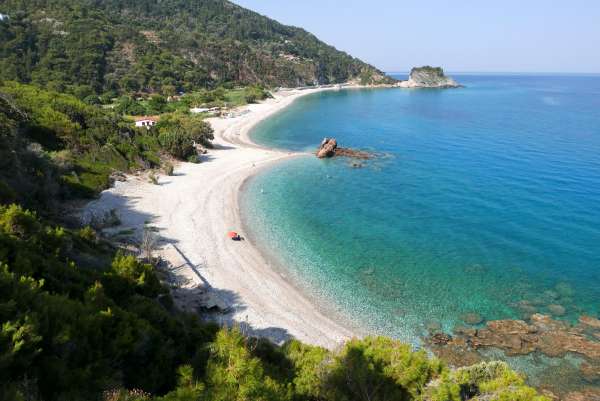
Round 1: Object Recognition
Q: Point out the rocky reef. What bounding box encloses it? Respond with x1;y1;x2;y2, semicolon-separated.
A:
425;313;600;399
397;66;461;88
316;137;372;159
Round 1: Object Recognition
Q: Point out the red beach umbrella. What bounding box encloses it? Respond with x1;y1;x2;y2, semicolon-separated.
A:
227;231;239;239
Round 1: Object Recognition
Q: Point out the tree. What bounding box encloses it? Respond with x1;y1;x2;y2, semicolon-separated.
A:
203;328;288;401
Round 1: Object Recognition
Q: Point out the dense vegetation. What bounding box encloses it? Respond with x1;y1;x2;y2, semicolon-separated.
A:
0;0;392;99
0;81;215;211
0;204;549;401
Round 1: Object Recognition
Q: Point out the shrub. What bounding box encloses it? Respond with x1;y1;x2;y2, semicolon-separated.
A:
149;172;159;185
0;204;39;238
78;226;98;243
158;129;196;160
163;162;174;176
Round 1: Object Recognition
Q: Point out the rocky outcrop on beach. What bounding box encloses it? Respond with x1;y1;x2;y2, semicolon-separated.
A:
396;66;461;88
316;137;372;159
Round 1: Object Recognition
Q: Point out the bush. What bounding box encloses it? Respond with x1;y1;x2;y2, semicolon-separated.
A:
244;85;270;104
149;172;159;185
163;162;174;176
78;226;98;243
158;129;196;160
0;204;39;238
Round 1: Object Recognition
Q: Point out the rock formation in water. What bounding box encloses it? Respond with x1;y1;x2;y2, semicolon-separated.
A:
316;138;372;159
397;66;461;88
317;137;338;158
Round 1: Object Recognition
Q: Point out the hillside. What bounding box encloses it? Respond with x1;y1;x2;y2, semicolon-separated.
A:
0;0;392;98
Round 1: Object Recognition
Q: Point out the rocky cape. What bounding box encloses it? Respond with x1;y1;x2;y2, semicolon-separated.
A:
396;66;461;88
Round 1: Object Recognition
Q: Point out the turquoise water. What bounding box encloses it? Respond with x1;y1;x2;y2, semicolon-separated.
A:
241;75;600;381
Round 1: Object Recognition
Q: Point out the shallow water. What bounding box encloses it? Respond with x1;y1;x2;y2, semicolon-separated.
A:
241;75;600;389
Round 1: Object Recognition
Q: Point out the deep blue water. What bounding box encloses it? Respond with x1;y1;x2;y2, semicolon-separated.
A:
241;75;600;387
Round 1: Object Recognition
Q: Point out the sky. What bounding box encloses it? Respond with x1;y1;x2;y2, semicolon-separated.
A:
232;0;600;74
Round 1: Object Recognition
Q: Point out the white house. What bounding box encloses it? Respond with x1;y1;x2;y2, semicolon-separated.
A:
0;13;8;21
135;117;158;129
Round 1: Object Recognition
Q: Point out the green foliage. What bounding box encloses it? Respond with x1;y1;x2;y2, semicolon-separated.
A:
425;361;551;401
202;327;289;401
322;336;442;401
158;129;196;160
0;82;200;205
158;111;214;159
0;0;392;96
244;85;271;104
0;205;219;401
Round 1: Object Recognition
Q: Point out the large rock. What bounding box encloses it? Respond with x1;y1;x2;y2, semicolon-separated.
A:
397;66;460;88
316;137;372;159
317;137;337;158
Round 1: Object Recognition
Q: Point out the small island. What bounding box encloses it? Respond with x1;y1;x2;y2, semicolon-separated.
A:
397;66;461;88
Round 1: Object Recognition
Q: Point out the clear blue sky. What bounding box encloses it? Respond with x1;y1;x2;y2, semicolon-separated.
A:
232;0;600;74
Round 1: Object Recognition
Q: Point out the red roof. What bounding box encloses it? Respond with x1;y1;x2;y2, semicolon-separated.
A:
134;116;159;122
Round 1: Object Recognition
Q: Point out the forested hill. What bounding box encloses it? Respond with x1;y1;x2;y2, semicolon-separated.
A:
0;0;392;97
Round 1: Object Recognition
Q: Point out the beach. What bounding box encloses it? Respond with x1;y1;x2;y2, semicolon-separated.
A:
84;88;357;349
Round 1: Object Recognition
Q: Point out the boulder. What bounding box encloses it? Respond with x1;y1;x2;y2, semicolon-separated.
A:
316;137;337;158
316;138;373;159
461;312;484;325
429;332;452;346
548;304;566;316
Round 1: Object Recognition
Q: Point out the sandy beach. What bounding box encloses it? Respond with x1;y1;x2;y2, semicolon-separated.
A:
84;88;357;349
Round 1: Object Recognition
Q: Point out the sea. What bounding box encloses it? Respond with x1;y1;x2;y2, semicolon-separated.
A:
241;74;600;393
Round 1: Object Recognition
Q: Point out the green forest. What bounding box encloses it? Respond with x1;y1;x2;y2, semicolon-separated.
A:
0;1;550;400
0;0;392;99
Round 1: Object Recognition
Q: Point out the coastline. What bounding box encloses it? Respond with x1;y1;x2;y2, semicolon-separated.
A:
84;86;363;349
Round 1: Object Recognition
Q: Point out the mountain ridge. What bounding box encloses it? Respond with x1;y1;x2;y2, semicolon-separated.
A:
0;0;393;97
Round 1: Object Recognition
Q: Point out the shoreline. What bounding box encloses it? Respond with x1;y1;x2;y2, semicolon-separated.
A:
84;86;366;348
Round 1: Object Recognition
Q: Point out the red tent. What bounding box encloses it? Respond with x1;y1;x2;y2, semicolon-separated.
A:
227;231;239;239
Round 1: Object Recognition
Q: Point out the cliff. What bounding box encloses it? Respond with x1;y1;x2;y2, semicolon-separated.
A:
397;66;461;88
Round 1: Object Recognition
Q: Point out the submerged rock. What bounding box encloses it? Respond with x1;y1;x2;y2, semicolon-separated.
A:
460;313;600;360
425;320;442;334
396;66;461;88
461;312;484;325
580;362;600;383
544;289;560;300
555;282;574;297
548;304;566;316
